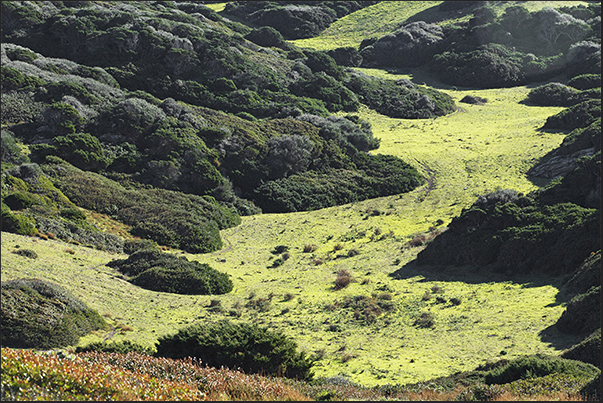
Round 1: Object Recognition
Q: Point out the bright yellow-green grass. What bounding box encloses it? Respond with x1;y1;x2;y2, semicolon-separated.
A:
290;1;589;51
2;67;583;385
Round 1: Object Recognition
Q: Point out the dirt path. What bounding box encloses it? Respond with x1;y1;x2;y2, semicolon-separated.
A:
415;160;436;202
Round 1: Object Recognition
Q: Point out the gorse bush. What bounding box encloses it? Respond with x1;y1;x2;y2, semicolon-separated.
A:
0;278;106;349
155;320;314;380
107;249;233;295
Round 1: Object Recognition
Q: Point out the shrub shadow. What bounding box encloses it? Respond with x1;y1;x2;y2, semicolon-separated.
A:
389;258;568;305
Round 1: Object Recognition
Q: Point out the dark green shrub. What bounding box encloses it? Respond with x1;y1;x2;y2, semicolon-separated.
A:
562;329;601;368
245;26;288;48
542;99;601;131
568;74;601;90
1;206;38;236
107;250;233;295
60;207;86;222
5;47;38;62
1;278;106;349
527;83;579;106
3;191;40;210
1;130;30;164
155;320;314;380
53;132;110;171
123;238;160;254
41;102;85;135
580;373;601;401
76;340;154;355
11;248;38;259
483;355;600;385
556;286;600;335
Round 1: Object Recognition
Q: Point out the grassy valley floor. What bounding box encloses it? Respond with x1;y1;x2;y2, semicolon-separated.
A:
1;75;580;386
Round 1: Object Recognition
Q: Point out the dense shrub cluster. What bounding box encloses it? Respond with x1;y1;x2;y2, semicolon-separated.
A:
360;3;600;88
42;160;239;253
561;328;601;369
224;1;378;39
107;249;233;295
155;320;314;380
542;99;601;131
1;278;106;349
482;355;599;385
344;70;456;118
0;161;125;251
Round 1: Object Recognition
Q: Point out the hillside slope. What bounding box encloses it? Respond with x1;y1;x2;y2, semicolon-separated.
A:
1;0;600;392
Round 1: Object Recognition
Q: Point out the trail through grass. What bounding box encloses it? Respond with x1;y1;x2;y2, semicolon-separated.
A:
1;66;579;385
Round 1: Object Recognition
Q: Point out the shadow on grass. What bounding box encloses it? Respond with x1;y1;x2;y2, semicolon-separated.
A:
538;323;586;351
389;259;568;304
390;259;583;350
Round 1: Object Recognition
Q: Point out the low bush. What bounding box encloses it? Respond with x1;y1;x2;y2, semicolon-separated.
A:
154;320;314;380
556;285;600;335
334;269;352;290
76;340;154;355
527;82;579;106
11;248;38;259
542;99;601;131
483;355;600;385
107;249;233;295
561;329;601;368
568;74;601;90
1;278;106;349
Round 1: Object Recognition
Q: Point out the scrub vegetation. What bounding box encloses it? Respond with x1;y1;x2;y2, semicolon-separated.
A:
1;1;600;401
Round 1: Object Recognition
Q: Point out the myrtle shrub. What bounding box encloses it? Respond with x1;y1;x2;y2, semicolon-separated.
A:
561;329;601;368
107;249;233;295
482;355;600;385
542;99;601;131
527;83;580;106
42;161;239;253
1;278;106;349
76;340;154;355
568;74;601;90
155;320;314;380
1;129;30;164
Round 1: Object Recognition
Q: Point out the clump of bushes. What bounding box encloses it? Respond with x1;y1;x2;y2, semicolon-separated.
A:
482;354;600;385
1;278;106;349
414;312;435;328
334;269;353;290
154;320;314;380
107;249;233;295
76;340;154;355
11;248;38;259
527;83;579;106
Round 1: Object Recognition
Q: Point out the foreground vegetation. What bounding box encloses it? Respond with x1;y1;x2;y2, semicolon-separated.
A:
1;347;598;401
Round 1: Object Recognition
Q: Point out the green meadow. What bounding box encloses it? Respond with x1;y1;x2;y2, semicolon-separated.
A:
1;69;577;385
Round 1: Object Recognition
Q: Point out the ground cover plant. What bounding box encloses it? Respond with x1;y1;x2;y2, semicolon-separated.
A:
1;0;600;400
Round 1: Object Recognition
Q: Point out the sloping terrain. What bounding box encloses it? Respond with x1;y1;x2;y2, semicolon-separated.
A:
1;0;600;395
